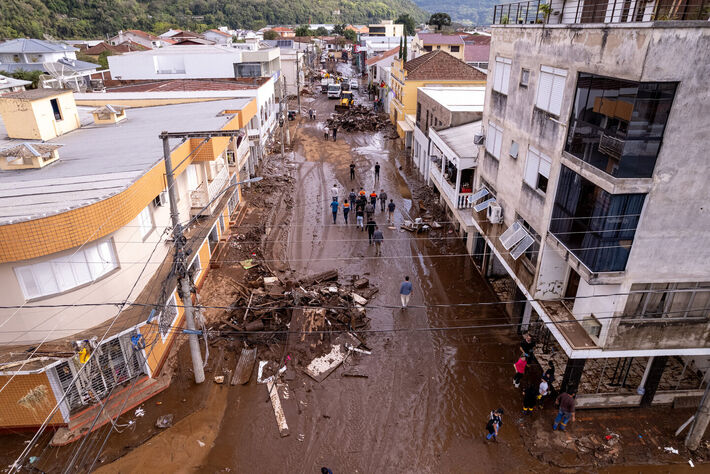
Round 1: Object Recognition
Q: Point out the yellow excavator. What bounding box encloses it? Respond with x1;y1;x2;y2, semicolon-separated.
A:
335;90;354;112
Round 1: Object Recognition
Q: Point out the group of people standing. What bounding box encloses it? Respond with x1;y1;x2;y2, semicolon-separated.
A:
487;332;578;442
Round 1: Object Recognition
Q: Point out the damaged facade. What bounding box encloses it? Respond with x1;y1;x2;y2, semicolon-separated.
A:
460;8;710;407
0;88;257;433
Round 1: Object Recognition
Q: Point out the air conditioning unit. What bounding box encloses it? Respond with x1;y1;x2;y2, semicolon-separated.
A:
474;134;485;145
154;191;168;207
487;203;503;224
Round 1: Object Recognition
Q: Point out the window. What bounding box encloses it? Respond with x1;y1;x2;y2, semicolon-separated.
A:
509;141;519;159
186;164;199;191
50;99;62;121
15;240;118;300
624;283;710;320
416;103;421;125
153;55;186;74
520;68;530;87
450;46;460;53
423;45;432;52
517;215;540;266
219;215;226;234
137;205;154;238
550;166;646;272
234;62;262;78
524;147;552;193
565;73;677;178
493;57;512;95
581;314;602;338
536;66;567;116
159;294;179;340
486;121;503;159
226;150;236;166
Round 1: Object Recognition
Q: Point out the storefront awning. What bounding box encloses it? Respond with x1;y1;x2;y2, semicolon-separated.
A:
397;120;414;133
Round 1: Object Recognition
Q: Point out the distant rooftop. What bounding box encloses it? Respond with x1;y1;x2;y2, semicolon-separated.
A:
366;46;400;66
418;86;486;112
0;38;77;54
0;74;31;90
416;33;465;45
119;45;239;56
1;88;70;100
404;51;486;81
106;78;269;93
0;98;252;225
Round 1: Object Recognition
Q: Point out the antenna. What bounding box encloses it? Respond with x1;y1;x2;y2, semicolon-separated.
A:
44;60;84;91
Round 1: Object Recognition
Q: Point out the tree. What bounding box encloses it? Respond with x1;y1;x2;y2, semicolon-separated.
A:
429;12;452;31
263;30;279;40
402;37;407;63
395;14;416;36
315;26;329;36
332;23;346;35
343;29;357;41
295;25;312;37
399;36;403;59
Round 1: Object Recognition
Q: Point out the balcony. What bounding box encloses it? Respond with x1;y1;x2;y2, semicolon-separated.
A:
429;158;476;210
539;300;599;350
492;0;707;25
190;165;230;216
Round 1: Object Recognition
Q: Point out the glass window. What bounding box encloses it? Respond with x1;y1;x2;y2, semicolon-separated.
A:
509;141;519;159
15;240;118;300
550;166;645;272
234;62;262;77
625;282;710;319
138;205;154;238
524;147;551;193
565;72;677;178
486;121;503;159
520;68;530;87
450;46;460;53
536;66;567;116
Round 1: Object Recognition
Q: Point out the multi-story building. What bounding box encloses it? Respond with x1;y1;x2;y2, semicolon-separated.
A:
412;86;485;181
389;50;486;154
0;89;256;433
462;34;491;70
203;29;233;45
367;20;404;37
411;33;466;61
0;39;99;91
470;1;710;407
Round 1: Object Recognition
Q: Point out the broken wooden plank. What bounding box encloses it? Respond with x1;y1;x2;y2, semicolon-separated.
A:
231;348;257;385
243;290;254;323
353;278;369;289
298;269;338;286
266;380;289;437
303;334;358;382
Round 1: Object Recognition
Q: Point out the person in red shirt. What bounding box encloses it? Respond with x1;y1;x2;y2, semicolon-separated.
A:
513;355;527;388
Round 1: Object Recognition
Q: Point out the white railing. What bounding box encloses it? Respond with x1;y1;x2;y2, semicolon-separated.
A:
236;137;250;168
207;164;230;201
457;193;473;209
190;183;209;209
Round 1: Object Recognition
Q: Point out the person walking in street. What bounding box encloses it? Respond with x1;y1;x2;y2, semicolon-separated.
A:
330;198;339;224
387;199;396;223
399;276;413;309
485;409;504;442
538;376;550;407
374;162;380;181
350;161;356;180
365;201;375;221
331;183;339;202
349;189;357;208
379;189;388;212
356;206;364;231
552;388;577;431
522;384;537;415
369;190;377;207
543;360;555;385
373;226;383;256
366;217;376;244
513;355;527;388
313;109;317;120
332;126;338;141
358;187;366;199
342;199;350;224
324;127;329;140
520;332;535;358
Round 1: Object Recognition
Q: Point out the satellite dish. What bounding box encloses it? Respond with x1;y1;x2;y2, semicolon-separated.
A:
44;61;84;91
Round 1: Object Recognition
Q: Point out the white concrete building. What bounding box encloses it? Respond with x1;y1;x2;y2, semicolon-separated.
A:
471;1;710;407
367;20;404;37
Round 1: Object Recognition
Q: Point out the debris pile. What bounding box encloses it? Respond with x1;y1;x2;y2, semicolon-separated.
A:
211;268;376;362
326;105;391;132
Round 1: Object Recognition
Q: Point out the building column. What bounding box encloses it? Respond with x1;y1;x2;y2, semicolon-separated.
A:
521;302;533;333
512;287;526;334
640;356;668;407
561;358;586;394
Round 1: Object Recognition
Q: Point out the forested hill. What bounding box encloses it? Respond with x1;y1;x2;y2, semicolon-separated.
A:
412;0;497;25
0;0;429;39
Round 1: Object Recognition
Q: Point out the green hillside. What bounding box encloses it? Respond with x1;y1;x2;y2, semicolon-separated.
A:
0;0;429;39
413;0;497;25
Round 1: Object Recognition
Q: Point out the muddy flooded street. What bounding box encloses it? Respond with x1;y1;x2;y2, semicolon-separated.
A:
198;64;543;473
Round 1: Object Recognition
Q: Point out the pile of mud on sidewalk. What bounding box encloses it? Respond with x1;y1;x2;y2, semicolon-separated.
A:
209;267;377;371
326;105;392;132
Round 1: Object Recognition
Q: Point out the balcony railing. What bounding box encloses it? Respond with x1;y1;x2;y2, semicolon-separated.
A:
492;0;709;25
190;165;230;214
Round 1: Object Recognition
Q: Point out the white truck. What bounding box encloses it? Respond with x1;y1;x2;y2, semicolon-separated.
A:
320;77;333;93
327;83;342;99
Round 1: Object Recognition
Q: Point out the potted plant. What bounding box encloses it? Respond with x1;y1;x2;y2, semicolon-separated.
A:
538;2;552;23
501;15;510;24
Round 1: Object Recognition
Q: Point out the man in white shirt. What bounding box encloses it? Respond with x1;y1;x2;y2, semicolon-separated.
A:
331;183;339;202
538;377;550;407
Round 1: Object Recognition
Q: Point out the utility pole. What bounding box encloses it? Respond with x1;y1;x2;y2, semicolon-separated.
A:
686;382;710;450
161;134;205;384
296;50;301;116
279;82;285;161
283;79;291;146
